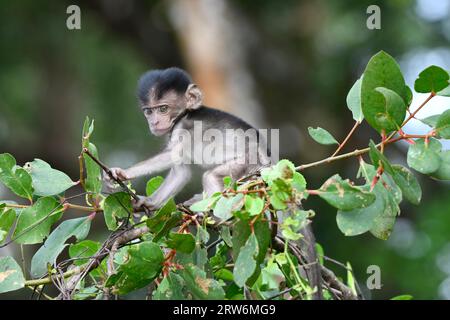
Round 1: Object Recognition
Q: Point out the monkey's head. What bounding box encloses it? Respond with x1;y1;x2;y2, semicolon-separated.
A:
137;67;203;136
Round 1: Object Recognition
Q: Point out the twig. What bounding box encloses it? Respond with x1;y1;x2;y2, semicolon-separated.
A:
331;120;360;157
82;148;151;216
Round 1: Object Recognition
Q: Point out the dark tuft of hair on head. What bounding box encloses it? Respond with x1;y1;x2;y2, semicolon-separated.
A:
137;67;193;105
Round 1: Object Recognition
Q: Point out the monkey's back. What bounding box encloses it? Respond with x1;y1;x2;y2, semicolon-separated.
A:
185;106;256;131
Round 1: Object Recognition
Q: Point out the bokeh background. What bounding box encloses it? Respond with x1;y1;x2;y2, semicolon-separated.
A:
1;0;450;299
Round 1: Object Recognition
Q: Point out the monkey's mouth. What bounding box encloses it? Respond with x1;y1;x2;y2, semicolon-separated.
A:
151;127;171;136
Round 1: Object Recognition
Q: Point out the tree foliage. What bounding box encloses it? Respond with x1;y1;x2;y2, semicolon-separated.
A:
0;51;449;300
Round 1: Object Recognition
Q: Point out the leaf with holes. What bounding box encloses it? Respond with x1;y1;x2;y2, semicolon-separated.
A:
318;174;375;211
0;153;33;201
213;194;244;220
180;264;225;299
244;195;265;216
233;233;259;287
24;159;76;197
0;257;25;294
391;165;421;205
407;138;442;174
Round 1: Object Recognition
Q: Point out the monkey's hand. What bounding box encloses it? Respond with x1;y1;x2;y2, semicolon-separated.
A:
103;167;129;190
132;195;162;211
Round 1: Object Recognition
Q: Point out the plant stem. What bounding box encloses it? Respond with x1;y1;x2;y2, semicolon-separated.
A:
331;120;360;157
296;93;435;171
24;266;85;287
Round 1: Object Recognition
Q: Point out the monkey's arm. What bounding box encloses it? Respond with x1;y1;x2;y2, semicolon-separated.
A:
124;149;175;179
135;165;191;209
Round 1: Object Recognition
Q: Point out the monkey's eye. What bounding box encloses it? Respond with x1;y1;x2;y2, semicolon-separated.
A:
158;105;169;114
144;108;153;116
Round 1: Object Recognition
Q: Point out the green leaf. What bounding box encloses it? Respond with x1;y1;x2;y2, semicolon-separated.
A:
107;241;164;295
346;262;357;296
307;127;339;145
30;216;92;277
213;194;244;220
0;256;25;294
180;264;225;299
24;159;76;196
244;195;265;216
220;226;233;247
338;160;400;239
337;191;384;236
368;140;394;175
281;209;309;240
0;208;15;244
407;138;442;174
261;159;296;184
435;109;450;139
404;85;413;106
69;240;103;277
391;294;413;300
152;211;183;242
431;150;450;180
371;87;406;133
215;268;234;282
391;165;421;205
414;65;449;93
420;114;440;127
292;172;307;193
233;233;259;287
361;51;407;133
83;143;102;194
103;192;132;231
146;176;164;196
189;194;220;212
13;197;64;245
346;77;364;122
0;153;33;200
153;272;185;300
69;240;101;265
146;198;177;233
166;232;195;254
81;117;95;148
232;219;270;266
318;174;375;211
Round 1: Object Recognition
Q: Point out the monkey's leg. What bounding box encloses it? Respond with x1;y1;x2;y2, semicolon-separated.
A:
134;165;191;210
202;159;248;196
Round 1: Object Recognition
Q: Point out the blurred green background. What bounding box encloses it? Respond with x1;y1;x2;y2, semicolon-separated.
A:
1;0;449;299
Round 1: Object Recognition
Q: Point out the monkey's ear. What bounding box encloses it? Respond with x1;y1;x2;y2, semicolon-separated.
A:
186;84;203;110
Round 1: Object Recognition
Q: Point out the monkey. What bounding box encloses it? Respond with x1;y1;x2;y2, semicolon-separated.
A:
103;67;271;210
103;67;322;298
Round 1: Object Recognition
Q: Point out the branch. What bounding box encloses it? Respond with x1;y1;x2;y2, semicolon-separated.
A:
331;120;360;157
82;148;151;216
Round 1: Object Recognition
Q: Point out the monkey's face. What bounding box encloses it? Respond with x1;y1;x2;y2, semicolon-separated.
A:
142;90;186;136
